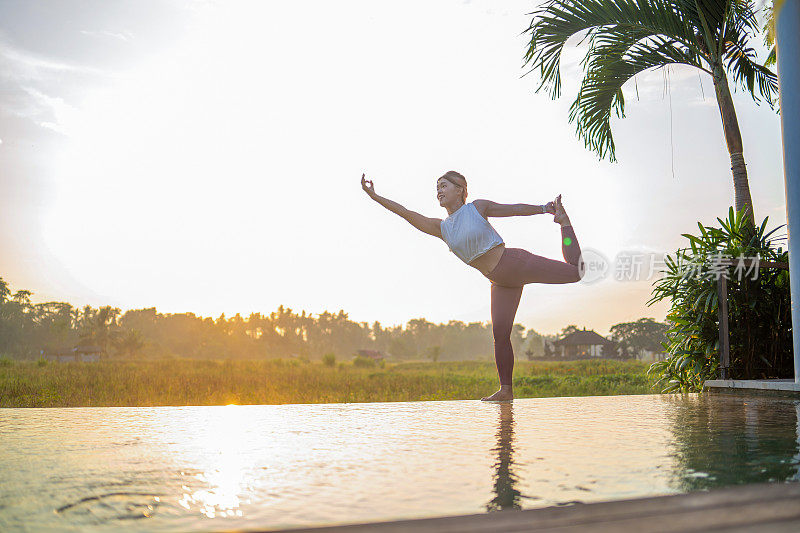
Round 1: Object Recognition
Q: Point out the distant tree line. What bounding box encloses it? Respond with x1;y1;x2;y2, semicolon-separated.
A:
0;277;666;362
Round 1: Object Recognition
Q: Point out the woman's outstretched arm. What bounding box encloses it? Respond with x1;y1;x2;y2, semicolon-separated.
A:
473;199;556;218
361;174;442;238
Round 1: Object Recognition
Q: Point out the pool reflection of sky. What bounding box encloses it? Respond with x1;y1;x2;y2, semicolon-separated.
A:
1;394;799;531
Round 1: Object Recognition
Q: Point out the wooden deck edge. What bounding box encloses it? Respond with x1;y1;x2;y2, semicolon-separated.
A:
250;482;800;533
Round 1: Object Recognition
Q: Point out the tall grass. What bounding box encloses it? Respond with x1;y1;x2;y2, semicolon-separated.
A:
0;359;658;407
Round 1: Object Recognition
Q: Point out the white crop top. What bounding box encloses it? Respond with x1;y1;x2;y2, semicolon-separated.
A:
440;201;504;264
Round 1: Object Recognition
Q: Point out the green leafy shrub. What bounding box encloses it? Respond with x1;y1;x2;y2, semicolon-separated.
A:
0;356;12;368
352;355;376;368
647;207;791;392
322;353;336;367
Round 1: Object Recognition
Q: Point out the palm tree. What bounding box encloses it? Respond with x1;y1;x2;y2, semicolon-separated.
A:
522;0;778;231
0;277;9;303
114;329;145;358
79;305;121;354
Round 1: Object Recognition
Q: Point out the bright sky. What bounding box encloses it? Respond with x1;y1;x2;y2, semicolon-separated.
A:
0;0;786;336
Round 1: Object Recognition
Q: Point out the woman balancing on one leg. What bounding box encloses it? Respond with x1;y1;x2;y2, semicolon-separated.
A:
361;170;585;402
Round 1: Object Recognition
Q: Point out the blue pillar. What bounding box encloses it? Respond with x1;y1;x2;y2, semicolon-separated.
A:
777;0;800;382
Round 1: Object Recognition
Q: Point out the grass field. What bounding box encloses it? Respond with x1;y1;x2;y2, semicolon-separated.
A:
0;358;660;407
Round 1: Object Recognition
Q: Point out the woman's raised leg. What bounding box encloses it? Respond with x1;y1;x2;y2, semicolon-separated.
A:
554;194;584;272
560;224;583;270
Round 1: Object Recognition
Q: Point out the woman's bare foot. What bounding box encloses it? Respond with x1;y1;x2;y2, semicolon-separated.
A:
553;194;571;226
481;385;514;402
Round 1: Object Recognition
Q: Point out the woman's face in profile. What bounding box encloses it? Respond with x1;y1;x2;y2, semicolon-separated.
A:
436;178;463;206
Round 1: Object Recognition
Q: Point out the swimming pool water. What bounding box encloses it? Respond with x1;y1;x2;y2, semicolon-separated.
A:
1;393;798;531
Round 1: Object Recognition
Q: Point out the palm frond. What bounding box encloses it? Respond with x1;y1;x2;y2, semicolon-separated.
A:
523;0;700;98
523;0;774;160
676;0;728;37
764;46;776;67
568;35;702;161
762;2;776;67
721;28;778;106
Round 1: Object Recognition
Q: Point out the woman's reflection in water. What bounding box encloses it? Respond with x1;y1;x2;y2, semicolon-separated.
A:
486;402;523;511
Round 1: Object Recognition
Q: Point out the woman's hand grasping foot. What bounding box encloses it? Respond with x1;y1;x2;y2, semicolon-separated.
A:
543;200;556;215
553;194;571;226
361;173;376;199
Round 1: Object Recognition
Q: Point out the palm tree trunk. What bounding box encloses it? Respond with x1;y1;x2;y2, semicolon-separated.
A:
712;63;756;232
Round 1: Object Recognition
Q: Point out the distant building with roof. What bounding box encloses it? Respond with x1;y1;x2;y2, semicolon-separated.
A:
548;328;620;359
